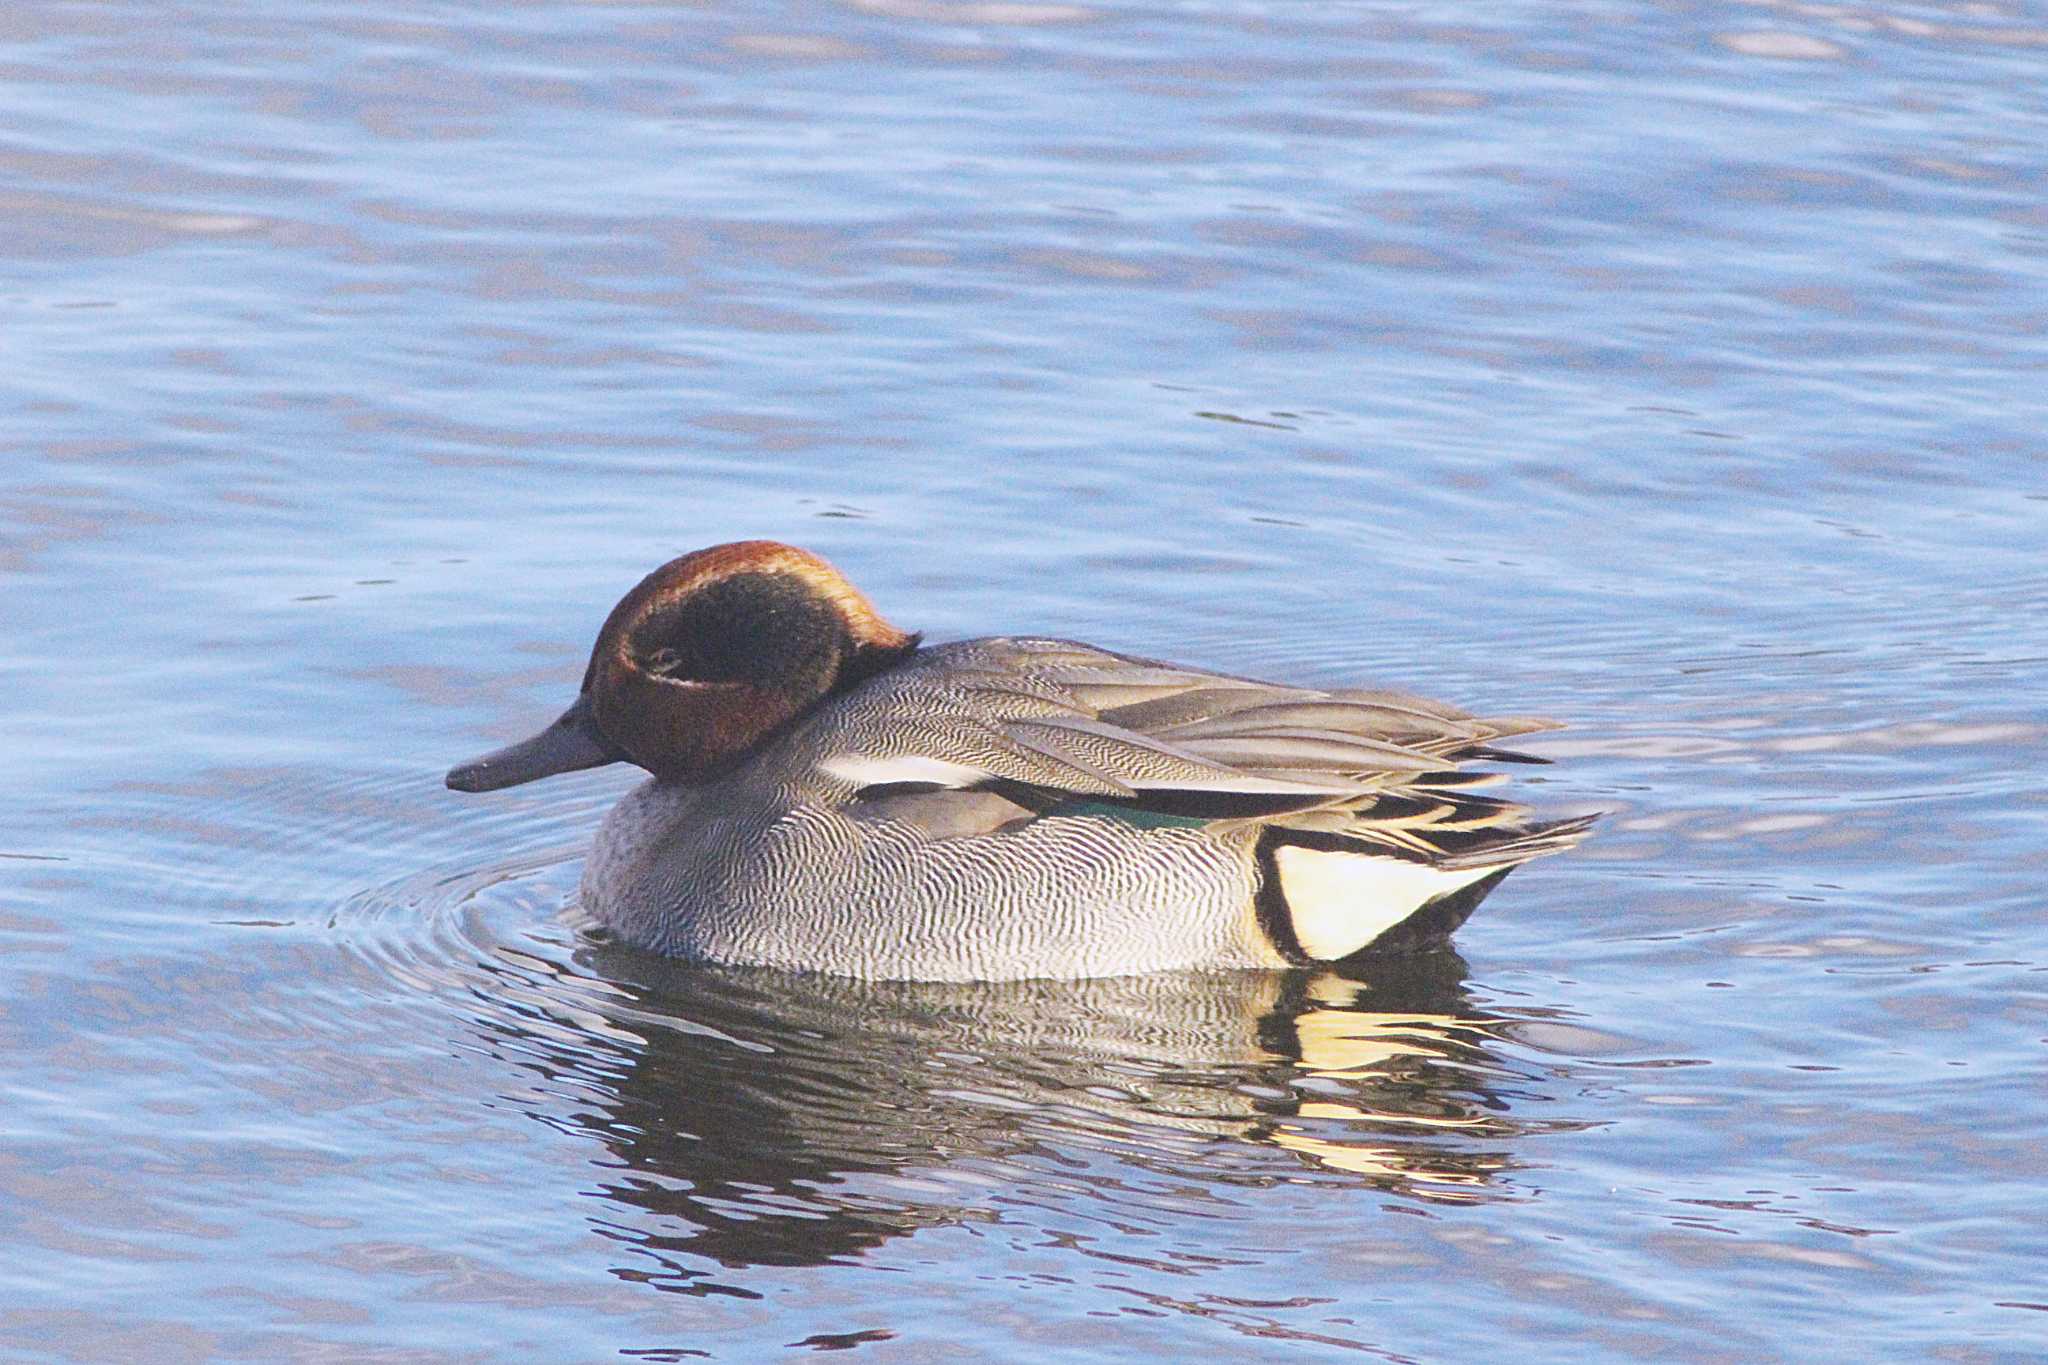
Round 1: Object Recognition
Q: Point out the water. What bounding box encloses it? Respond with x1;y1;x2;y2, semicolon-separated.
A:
4;0;2046;1358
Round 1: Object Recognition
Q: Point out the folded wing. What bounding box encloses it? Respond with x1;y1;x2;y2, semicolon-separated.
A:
821;637;1590;866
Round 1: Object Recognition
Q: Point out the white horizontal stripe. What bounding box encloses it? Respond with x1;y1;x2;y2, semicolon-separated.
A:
820;754;990;789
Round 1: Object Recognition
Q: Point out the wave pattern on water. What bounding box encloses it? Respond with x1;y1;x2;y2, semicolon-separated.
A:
4;0;2048;1357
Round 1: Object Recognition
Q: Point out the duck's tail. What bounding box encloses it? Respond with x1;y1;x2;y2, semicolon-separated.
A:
1253;810;1598;963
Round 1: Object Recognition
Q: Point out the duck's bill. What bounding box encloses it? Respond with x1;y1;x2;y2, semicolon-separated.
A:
445;695;624;792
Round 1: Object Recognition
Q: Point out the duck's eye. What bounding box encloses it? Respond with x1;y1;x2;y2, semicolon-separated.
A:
642;646;688;677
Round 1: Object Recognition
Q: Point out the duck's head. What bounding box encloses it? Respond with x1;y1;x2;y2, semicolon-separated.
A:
446;541;918;792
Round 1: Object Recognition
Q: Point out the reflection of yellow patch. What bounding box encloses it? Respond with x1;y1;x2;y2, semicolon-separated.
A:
1267;1122;1500;1197
1298;1010;1430;1071
1297;1101;1487;1130
1257;975;1509;1193
1292;1005;1473;1074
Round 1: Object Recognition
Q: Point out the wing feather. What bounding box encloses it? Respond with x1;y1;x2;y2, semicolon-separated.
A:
811;639;1577;858
1172;731;1444;774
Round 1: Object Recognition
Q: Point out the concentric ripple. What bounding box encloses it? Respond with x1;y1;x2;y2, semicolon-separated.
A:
255;767;1603;1296
68;756;1614;1303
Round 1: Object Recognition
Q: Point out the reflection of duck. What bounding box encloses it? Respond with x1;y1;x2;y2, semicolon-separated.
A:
480;946;1547;1286
448;541;1593;980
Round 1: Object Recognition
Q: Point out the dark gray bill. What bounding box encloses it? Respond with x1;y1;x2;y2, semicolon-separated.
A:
445;694;623;792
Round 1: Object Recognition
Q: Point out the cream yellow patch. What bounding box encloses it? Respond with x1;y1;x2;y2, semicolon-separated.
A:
1273;847;1498;960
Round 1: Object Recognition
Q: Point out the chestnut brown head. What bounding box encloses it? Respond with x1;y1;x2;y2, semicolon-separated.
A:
446;541;918;791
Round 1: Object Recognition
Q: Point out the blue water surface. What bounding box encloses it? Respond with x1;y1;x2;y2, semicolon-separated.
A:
3;1;2046;1360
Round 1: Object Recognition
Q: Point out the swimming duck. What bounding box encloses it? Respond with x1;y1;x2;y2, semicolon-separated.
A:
447;541;1593;982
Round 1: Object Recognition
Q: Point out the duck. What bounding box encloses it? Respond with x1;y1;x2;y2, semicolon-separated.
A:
446;540;1594;982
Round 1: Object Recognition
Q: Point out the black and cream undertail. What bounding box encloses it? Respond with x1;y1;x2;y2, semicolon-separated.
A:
580;637;1594;981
